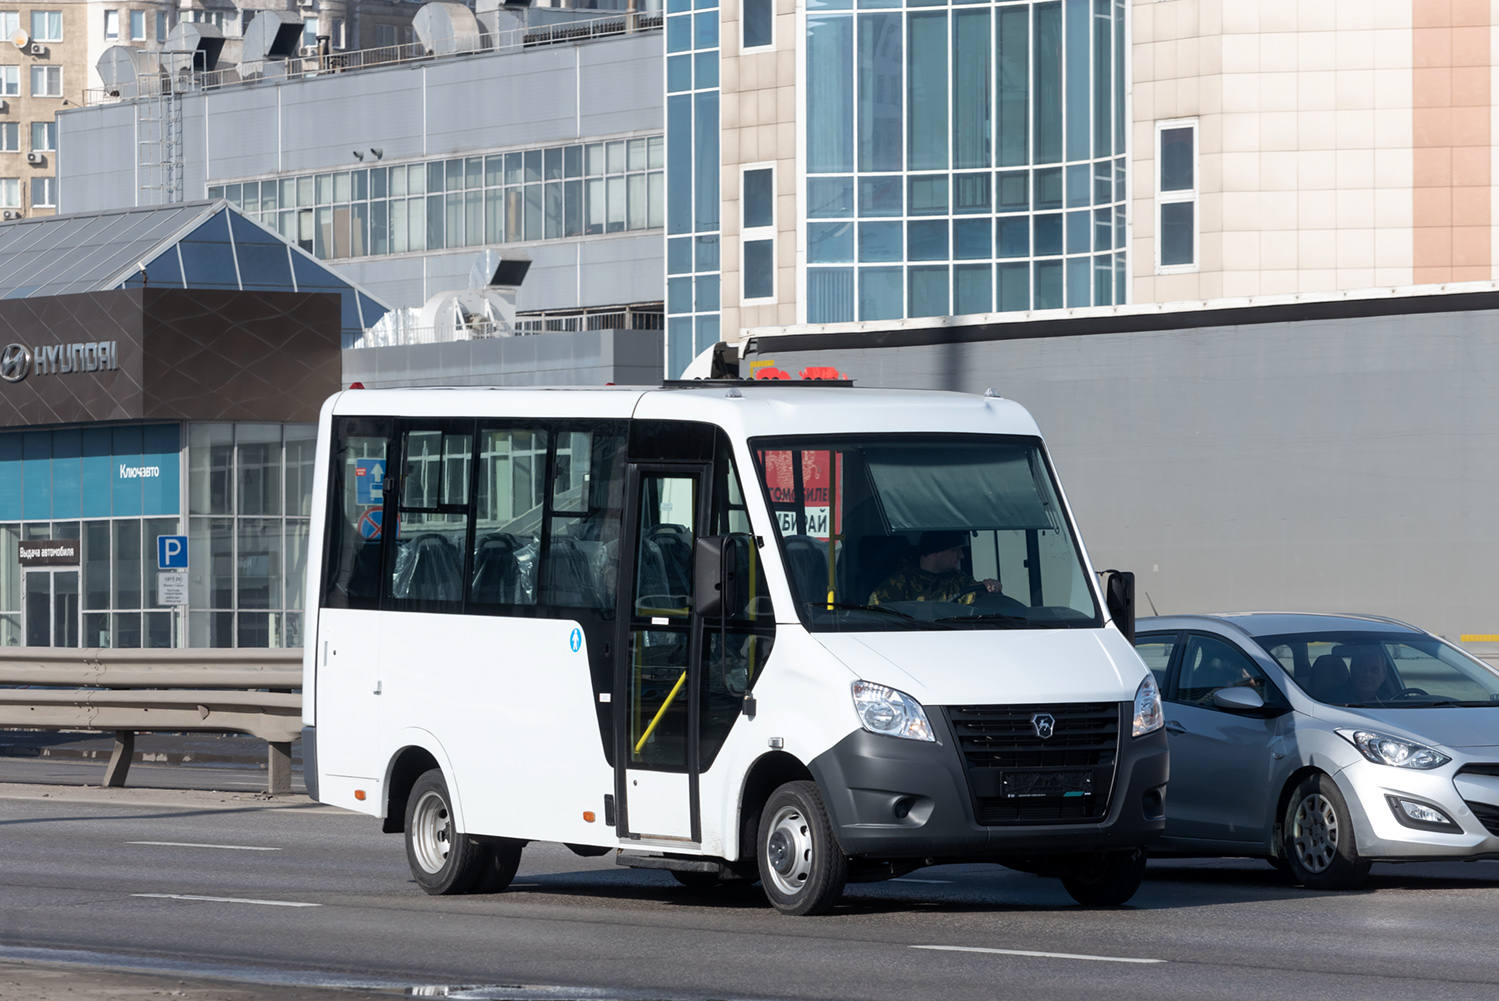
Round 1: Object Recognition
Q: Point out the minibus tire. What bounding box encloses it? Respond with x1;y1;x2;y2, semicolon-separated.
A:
1281;774;1371;891
472;839;524;894
404;768;486;895
1059;848;1147;906
757;781;847;916
671;870;722;889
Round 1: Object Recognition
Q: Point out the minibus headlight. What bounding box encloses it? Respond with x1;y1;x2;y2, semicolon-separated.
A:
1132;674;1163;737
1337;729;1451;770
851;681;935;742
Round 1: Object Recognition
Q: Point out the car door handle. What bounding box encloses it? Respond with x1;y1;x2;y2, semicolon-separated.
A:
1164;721;1186;735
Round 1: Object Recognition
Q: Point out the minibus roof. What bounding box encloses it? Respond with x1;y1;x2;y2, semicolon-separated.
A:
329;384;1043;439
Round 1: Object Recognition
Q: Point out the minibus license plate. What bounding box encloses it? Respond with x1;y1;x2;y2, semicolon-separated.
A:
1002;770;1092;799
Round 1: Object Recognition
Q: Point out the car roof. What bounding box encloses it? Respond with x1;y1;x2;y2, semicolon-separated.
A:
1135;611;1427;641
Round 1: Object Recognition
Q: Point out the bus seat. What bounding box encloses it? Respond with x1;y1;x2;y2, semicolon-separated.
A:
394;533;463;602
852;534;913;604
782;535;829;607
471;533;520;604
646;524;693;598
544;535;605;608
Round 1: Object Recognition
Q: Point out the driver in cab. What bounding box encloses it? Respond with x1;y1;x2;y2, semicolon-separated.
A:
869;531;1002;605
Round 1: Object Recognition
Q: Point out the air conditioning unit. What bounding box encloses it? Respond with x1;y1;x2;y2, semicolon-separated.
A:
2;210;18;220
25;151;42;165
26;42;42;55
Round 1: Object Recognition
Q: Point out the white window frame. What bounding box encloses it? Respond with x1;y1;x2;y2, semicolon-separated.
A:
1154;117;1198;275
0;177;18;209
103;9;118;40
32;175;55;207
30;64;60;98
155;10;167;39
0;12;17;39
0;65;16;97
29;10;62;42
741;0;775;53
741;162;777;305
128;9;145;40
0;123;17;152
30;121;55;152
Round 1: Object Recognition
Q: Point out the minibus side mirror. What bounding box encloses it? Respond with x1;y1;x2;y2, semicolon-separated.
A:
1100;569;1135;644
693;536;738;619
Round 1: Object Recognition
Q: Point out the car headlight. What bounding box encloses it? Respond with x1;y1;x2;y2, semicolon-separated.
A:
1132;673;1163;737
1337;729;1451;769
851;681;935;742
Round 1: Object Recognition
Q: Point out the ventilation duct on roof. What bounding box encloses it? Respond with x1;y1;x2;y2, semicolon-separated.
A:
414;250;531;339
163;22;228;72
469;248;531;290
413;2;484;56
241;11;304;78
96;45;141;97
475;0;528;45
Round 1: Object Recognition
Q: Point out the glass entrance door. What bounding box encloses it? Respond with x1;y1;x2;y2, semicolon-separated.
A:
24;570;79;647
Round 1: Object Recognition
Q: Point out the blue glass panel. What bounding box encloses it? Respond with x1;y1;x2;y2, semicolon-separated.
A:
743;240;774;299
807;15;854;173
180;211;240;288
696;0;717;9
858;267;903;320
1033;259;1063;309
696;234;720;272
1066;255;1090;307
808;222;855;263
743;0;773;45
1065;0;1088;161
1115;250;1127;305
807;0;852;8
997;217;1029;258
694;11;718;48
668;317;695;378
858;176;902;216
858;221;902;262
112;425;143;518
907;220;949;261
907;11;947;171
667;53;692;92
954;263;992;314
1033;214;1062;256
998;261;1030;311
667;0;690;12
668;276;693;314
1094;207;1113;251
952;9;990;170
858;0;899;7
80;427;111;518
1033;166;1063;208
695;315;720;354
1094;159;1113;204
51;429;80;520
996;170;1028;211
695;274;720;312
808;176;854;218
667;94;693;235
1093;253;1113;307
694;92;719;231
996;5;1029;167
858;13;902;172
233;241;294;291
1066;209;1089;254
358;293;389;329
1033;2;1062;164
667;14;692;52
743;168;774;228
695;51;719;87
0;431;20;520
1066;163;1090;206
1161;201;1194;266
907;174;948;216
340;290;360;333
953;218;991;259
1160;127;1194;191
668;236;693;274
954;172;990;213
1094;0;1112;157
290;252;343;291
807;268;855;323
908;265;948;317
142;423;180;517
22;430;50;520
143;248;185;288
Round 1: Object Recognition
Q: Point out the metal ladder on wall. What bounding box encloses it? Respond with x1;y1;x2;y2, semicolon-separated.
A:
137;70;184;205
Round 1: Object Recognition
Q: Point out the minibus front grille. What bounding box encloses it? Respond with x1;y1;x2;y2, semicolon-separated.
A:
1464;800;1499;837
944;703;1121;826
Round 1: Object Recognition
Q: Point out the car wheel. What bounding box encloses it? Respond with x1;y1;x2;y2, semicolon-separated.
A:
472;839;525;894
1282;774;1371;890
757;780;847;916
1059;848;1147;906
404;768;487;895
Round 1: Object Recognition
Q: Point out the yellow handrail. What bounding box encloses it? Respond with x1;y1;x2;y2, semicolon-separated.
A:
634;669;687;755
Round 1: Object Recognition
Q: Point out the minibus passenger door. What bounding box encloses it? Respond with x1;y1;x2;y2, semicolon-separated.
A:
615;464;709;843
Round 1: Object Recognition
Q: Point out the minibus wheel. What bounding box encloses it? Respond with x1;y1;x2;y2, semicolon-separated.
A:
473;840;525;893
405;768;487;895
1059;848;1146;906
757;781;847;916
1281;773;1371;891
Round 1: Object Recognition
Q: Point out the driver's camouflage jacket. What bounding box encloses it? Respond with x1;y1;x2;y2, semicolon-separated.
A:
868;564;981;605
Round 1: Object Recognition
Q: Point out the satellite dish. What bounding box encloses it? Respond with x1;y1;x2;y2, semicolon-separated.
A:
10;29;28;48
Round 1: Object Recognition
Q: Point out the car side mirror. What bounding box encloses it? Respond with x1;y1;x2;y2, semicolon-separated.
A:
1212;686;1266;712
692;536;737;619
1099;569;1134;644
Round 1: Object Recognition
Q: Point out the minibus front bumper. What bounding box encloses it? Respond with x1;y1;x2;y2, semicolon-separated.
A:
808;707;1168;859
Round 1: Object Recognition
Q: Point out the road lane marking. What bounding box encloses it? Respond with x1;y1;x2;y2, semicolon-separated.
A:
892;878;952;884
911;945;1165;965
132;894;319;908
126;841;281;851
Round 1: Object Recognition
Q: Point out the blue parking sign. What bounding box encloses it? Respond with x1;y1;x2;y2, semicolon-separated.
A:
157;534;188;569
355;460;385;505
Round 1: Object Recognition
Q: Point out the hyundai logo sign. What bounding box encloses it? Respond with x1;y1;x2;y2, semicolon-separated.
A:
0;340;117;383
0;342;30;383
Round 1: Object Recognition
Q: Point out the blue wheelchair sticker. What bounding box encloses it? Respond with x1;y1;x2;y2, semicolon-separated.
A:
569;627;582;653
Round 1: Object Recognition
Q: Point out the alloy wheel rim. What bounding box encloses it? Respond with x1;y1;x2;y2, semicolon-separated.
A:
412;789;453;874
1292;793;1339;873
764;805;813;896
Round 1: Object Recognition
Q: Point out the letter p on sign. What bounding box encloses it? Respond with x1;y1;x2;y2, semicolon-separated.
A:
158;535;188;570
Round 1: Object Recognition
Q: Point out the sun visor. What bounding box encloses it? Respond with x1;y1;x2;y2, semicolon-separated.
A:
866;447;1054;532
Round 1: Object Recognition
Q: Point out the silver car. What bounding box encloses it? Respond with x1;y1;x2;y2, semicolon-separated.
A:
1134;612;1499;889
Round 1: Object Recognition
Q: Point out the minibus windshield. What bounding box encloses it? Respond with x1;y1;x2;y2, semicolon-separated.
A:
751;434;1102;632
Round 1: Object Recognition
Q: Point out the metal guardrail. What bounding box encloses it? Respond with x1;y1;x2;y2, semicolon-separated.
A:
0;648;303;794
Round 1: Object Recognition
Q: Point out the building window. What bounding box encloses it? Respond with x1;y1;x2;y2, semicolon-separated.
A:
1156;119;1196;271
742;165;775;302
155;10;166;39
743;0;772;50
331;17;345;48
104;9;118;39
374;22;397;47
129;9;144;40
31;175;55;207
302;18;318;49
0;177;17;207
31;121;55;152
0;12;15;38
0;123;15;152
29;10;61;41
30;65;60;97
0;66;14;97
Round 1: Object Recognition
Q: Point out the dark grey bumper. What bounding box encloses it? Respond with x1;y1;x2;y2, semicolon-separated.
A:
301;725;319;801
808;711;1168;859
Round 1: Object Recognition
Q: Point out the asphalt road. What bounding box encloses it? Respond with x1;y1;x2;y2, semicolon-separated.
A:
3;756;1499;1001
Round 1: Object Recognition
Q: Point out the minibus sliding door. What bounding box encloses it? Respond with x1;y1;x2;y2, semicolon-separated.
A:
615;462;710;843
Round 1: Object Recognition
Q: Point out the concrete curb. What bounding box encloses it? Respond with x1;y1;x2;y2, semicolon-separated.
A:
0;741;303;770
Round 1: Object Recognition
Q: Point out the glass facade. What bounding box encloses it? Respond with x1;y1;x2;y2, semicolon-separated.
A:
804;0;1127;321
209;138;666;264
664;0;720;377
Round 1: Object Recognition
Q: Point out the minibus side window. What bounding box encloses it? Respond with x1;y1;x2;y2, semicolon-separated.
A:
542;429;626;610
323;418;389;610
389;427;472;607
471;427;547;606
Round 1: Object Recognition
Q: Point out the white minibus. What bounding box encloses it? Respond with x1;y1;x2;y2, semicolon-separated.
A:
302;381;1167;914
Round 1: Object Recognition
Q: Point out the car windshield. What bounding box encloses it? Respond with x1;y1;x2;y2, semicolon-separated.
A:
750;433;1102;632
1255;630;1499;708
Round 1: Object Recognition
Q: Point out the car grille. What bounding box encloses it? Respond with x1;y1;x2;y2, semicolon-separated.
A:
944;702;1122;826
1457;764;1499;836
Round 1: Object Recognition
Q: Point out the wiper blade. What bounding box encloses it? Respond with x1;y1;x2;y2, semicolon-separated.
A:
933;612;1031;627
805;601;950;628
